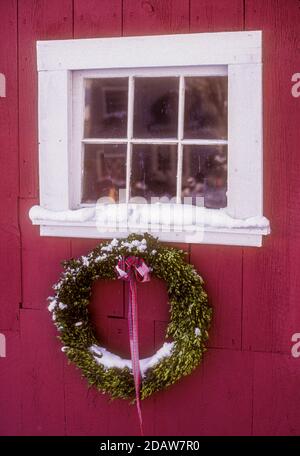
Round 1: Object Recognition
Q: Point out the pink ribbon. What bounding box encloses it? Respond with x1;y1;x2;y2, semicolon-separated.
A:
116;256;150;435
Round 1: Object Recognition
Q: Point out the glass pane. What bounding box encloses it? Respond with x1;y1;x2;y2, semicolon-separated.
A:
82;144;127;203
182;145;227;208
133;77;179;138
131;144;177;201
184;77;228;140
84;78;128;138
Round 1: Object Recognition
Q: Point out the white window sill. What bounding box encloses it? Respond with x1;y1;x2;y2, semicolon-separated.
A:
29;204;270;247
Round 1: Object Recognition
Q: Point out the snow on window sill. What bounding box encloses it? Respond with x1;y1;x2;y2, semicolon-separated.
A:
29;204;270;247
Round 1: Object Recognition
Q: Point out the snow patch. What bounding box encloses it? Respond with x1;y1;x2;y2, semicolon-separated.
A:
29;203;270;231
90;342;174;377
29;205;95;223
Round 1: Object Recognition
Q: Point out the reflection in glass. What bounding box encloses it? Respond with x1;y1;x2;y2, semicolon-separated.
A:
82;144;127;203
182;145;227;208
133;77;179;138
84;78;128;138
131;145;177;201
184;77;227;140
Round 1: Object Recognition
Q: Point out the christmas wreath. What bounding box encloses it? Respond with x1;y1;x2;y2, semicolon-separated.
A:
48;233;212;401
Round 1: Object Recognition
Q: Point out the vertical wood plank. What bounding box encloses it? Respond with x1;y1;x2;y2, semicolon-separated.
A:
0;226;21;330
74;0;122;38
0;331;21;435
0;0;18;227
116;0;191;435
154;320;171;350
20;198;71;309
253;352;300;435
71;239;125;319
90;280;124;319
71;0;124;436
155;349;253;435
64;362;110;435
243;0;300;353
190;0;244;32
189;1;244;353
71;0;124;319
18;0;73;198
123;0;190;36
190;245;243;349
125;277;169;322
108;316;154;358
20;309;65;435
0;0;20;331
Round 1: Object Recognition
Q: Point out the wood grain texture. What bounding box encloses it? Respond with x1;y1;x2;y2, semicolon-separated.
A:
190;0;244;32
64;361;110;436
155;349;253;435
18;0;73;198
0;0;21;331
20;198;71;309
0;0;18;227
70;0;123;316
0;331;21;435
189;0;244;353
125;277;169;322
0;225;21;330
109;0;190;435
71;239;125;318
190;245;243;350
242;0;300;353
74;0;122;38
253;352;300;435
20;309;65;435
123;0;189;36
0;0;299;437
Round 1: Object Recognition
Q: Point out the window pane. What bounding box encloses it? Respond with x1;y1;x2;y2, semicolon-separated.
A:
182;145;227;208
84;78;128;138
184;77;228;140
133;77;179;138
131;144;177;201
82;144;127;203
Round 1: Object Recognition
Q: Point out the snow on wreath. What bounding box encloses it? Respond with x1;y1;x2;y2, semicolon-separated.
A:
48;233;212;400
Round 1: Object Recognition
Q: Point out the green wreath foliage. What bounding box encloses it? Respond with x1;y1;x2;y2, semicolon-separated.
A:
48;233;212;400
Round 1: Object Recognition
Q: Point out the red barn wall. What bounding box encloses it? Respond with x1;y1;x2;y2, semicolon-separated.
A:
1;0;300;436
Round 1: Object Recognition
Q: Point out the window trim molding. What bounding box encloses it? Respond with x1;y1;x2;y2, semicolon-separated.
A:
34;31;270;247
37;31;262;71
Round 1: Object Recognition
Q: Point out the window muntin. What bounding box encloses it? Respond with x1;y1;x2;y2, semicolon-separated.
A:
78;67;228;207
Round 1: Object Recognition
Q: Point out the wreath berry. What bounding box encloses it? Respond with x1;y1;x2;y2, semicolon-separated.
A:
48;233;212;400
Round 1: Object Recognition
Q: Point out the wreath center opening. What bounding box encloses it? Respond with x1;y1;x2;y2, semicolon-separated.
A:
89;277;171;360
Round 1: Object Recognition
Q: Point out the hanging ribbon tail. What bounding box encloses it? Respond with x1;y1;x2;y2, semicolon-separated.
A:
128;279;144;436
116;255;150;435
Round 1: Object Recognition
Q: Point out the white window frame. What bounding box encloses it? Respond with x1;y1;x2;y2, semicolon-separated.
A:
32;31;270;246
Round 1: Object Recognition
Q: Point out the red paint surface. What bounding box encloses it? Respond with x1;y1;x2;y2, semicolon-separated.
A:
1;0;300;436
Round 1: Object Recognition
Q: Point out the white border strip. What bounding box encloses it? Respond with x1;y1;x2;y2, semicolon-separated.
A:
37;31;262;71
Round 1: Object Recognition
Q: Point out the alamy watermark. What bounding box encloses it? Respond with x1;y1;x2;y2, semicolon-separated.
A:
291;73;300;98
95;189;206;239
291;333;300;358
0;73;6;98
0;333;6;358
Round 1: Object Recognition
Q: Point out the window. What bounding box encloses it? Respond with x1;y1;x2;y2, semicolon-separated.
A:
30;31;270;246
73;68;228;208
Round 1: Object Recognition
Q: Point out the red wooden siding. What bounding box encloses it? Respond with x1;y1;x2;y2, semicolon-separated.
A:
1;0;300;436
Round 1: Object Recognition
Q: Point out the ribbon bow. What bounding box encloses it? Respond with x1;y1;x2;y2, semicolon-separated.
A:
116;256;150;435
